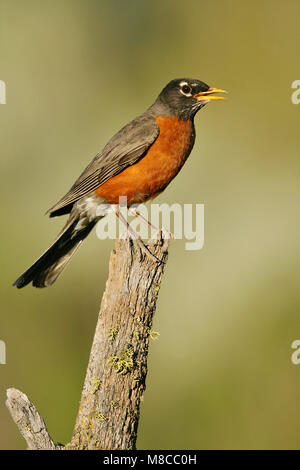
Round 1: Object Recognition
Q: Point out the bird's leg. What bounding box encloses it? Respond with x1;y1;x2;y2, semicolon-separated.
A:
116;207;138;240
128;207;157;232
116;208;163;264
128;207;174;240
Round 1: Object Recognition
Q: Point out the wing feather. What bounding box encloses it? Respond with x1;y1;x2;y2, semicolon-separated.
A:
47;113;159;216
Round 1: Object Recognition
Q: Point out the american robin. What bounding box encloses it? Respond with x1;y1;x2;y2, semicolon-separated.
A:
14;78;226;288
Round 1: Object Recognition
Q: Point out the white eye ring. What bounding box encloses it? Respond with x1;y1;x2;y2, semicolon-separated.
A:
179;82;192;97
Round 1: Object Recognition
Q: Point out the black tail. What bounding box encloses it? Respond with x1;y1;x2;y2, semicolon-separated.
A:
13;217;96;288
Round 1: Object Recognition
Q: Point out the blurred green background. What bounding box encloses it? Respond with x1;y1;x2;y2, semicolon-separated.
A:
1;0;300;450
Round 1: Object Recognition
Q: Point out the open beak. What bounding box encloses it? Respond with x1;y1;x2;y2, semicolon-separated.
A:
194;87;227;102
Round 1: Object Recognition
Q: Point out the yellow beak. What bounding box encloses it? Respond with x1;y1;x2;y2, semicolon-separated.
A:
194;87;227;102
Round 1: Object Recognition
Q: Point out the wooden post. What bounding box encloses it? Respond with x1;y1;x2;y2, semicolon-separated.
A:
6;235;169;450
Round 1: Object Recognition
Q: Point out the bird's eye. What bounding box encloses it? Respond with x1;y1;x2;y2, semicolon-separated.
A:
181;84;192;95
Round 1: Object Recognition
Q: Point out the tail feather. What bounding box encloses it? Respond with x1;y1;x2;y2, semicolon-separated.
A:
13;217;96;288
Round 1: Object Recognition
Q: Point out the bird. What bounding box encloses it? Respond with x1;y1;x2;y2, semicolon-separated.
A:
13;78;226;289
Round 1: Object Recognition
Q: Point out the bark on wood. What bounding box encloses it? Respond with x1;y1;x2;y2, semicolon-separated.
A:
6;235;169;449
5;388;61;450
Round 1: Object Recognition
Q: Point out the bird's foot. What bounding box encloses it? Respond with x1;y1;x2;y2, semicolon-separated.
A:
134;237;164;264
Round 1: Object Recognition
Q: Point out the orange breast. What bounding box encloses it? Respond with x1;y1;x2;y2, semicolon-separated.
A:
94;115;195;205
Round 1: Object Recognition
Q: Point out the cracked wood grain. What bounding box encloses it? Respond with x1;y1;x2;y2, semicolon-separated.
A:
5;388;61;450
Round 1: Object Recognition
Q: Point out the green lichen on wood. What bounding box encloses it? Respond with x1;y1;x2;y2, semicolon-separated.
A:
149;330;160;340
108;327;119;342
91;378;102;394
144;325;160;340
108;344;135;374
94;411;107;422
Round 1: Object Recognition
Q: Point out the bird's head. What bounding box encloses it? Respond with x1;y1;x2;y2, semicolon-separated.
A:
153;78;227;120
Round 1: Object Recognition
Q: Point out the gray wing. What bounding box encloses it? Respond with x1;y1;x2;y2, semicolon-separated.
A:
47;113;159;216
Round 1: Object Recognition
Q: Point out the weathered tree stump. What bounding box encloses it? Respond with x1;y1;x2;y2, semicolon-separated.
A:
6;235;169;450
